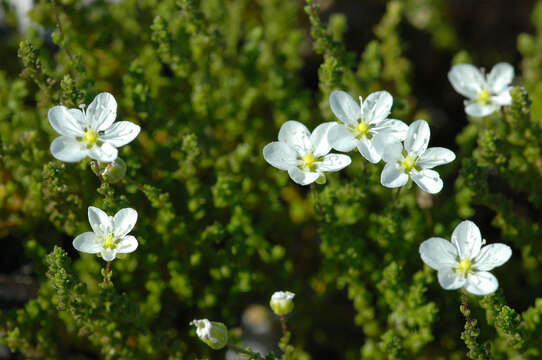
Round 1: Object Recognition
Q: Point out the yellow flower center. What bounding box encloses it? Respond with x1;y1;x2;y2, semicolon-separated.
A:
477;88;491;104
302;153;317;171
401;155;416;172
457;259;472;274
83;129;98;146
355;121;370;137
103;235;116;250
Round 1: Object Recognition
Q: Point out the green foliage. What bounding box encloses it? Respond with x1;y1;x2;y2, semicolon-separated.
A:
0;0;542;359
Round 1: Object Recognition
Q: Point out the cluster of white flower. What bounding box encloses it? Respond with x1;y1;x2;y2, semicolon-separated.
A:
264;89;455;194
45;62;516;354
262;62;514;295
47;93;141;263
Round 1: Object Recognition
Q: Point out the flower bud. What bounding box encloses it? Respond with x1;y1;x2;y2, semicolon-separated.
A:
190;319;228;350
102;157;127;183
269;291;295;316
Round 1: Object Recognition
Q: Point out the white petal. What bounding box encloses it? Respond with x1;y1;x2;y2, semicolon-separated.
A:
50;136;88;162
464;271;499;295
372;119;408;141
437;268;466;290
88;206;112;237
362;91;393;125
263;142;298;170
101;248;117;262
328;124;359;152
465;102;499;117
411;169;443;194
88;142;118;163
116;235;138;254
487;63;514;94
311;122;335;157
380;162;409;188
278;121;312;155
48;106;85;137
68;109;88;129
473;244;512;271
357;138;381;163
404;120;430;156
491;90;512;106
86;92;118;131
73;232;102;254
113;208;138;238
317;154;351;172
417;147;456;169
99;121;141;147
379;140;403;163
329;90;360;126
419;237;459;270
451;220;482;260
287;167;320;186
448;64;486;99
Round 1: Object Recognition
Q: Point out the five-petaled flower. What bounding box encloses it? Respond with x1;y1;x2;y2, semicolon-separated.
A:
263;120;351;185
419;220;512;295
190;319;228;350
48;92;140;163
380;120;455;194
328;90;408;163
448;62;514;117
73;206;138;261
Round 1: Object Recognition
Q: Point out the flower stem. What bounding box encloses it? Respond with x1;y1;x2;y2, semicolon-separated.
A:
280;315;288;338
92;160;105;183
104;261;111;284
391;187;402;210
228;343;262;359
461;292;471;326
50;0;76;63
310;183;322;214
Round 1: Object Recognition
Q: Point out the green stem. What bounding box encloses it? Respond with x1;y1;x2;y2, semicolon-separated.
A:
104;261;111;284
51;0;76;63
391;186;402;210
280;316;288;338
310;183;322;214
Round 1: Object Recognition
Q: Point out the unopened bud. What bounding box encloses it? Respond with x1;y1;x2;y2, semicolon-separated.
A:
269;291;295;316
102;157;127;183
190;319;228;350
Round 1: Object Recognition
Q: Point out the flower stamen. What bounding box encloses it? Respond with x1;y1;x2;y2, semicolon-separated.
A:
401;155;416;172
457;259;472;275
103;234;116;250
302;153;317;171
355;121;370;137
477;88;491;104
83;129;98;146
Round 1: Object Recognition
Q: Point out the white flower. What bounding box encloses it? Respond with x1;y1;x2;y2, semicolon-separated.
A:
269;291;295;316
328;90;408;163
73;206;138;261
48;92;140;163
190;319;228;350
263;120;351;185
448;62;514;117
380;120;455;194
419;220;512;295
